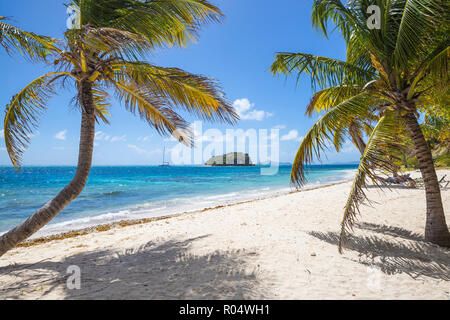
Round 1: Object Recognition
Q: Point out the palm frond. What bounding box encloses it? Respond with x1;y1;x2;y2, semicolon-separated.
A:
271;52;375;90
346;32;374;71
311;0;359;42
392;0;447;67
80;27;152;60
338;111;405;252
422;41;449;81
71;0;223;49
409;39;450;99
4;72;72;168
332;125;347;152
306;85;364;116
112;61;238;124
0;17;55;61
290;91;375;187
111;80;192;145
362;120;375;136
92;87;111;124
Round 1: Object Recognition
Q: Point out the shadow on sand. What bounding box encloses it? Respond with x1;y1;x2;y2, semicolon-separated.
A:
0;236;265;299
309;222;450;281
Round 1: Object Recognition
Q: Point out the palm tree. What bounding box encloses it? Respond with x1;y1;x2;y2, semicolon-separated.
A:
0;0;238;257
271;0;450;251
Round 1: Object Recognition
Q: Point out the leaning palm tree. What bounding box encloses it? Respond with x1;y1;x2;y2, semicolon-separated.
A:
271;0;450;251
0;0;238;257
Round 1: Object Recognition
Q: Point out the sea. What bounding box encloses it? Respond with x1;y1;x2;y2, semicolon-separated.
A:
0;164;356;238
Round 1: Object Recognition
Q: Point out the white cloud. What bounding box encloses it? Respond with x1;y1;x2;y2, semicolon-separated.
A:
233;98;273;121
95;131;126;143
128;144;161;156
163;136;177;142
137;136;151;142
128;144;147;155
281;129;303;142
54;130;67;141
95;131;111;141
0;129;3;138
111;135;127;142
0;147;6;151
273;125;286;130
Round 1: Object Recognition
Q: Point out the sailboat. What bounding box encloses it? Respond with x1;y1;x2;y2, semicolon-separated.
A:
160;146;170;167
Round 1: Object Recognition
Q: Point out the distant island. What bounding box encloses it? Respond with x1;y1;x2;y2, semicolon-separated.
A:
205;152;255;166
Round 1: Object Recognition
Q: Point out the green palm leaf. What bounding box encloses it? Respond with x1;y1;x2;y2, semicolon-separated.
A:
91;87;111;124
290;91;375;187
80;27;152;60
392;0;446;66
111;80;192;145
70;0;223;50
113;61;238;124
306;84;364;116
311;0;359;42
4;72;73;168
338;111;405;252
0;17;54;61
271;52;375;90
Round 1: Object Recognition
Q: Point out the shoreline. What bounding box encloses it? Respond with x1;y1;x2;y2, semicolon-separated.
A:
15;179;354;248
1;169;448;299
0;165;358;239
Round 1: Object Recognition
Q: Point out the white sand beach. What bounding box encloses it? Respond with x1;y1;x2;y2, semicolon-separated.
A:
0;170;449;300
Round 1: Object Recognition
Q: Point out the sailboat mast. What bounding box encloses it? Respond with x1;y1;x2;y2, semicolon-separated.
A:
163;146;165;164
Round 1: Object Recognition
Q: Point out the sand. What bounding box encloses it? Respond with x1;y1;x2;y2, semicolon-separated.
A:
0;169;449;300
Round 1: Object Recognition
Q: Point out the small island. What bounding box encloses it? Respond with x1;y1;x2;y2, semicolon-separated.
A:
205;152;255;166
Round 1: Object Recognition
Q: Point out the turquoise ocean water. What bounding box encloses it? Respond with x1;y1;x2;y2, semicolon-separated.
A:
0;165;356;237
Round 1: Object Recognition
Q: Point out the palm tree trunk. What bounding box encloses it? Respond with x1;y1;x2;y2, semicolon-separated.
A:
404;112;450;246
0;80;96;257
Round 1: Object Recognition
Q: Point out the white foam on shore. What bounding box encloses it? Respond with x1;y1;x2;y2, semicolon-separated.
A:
13;170;356;239
30;187;294;238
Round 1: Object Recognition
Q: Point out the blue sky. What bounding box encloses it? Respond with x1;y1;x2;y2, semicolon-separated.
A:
0;0;361;166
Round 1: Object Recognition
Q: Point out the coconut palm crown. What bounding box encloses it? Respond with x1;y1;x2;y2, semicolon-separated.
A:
0;0;238;256
271;0;450;251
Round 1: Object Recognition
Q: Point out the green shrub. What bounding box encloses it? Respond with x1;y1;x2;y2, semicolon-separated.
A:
435;153;450;167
